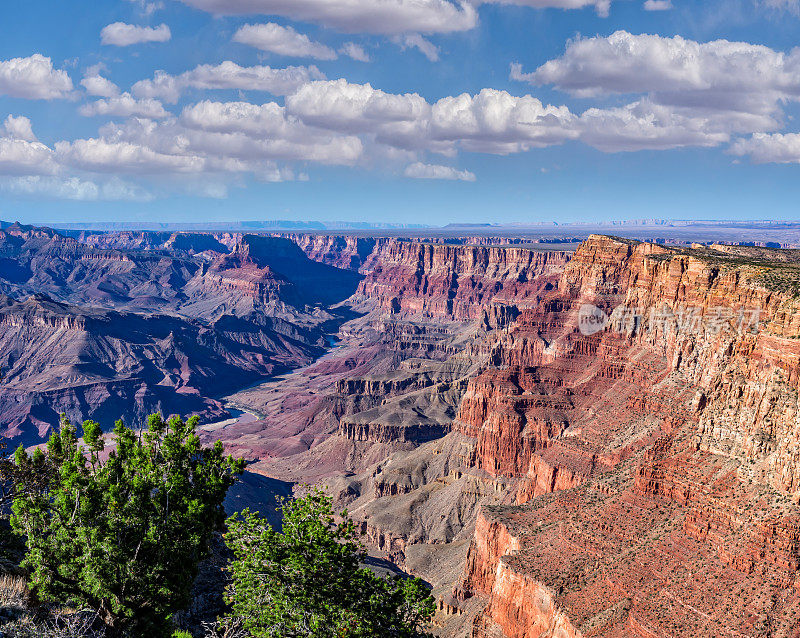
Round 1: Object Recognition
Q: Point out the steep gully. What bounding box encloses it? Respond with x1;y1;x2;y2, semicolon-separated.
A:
6;227;800;636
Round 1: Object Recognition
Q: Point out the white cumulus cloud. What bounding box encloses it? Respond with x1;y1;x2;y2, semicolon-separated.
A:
55;138;206;174
181;100;299;136
95;102;364;169
0;138;57;176
0;116;58;176
428;88;578;154
3;115;37;142
132;62;325;103
101;22;171;46
233;23;337;60
730;133;800;164
0;54;73;100
513;31;800;108
81;73;120;98
16;24;800;201
79;94;169;119
578;100;730;151
285;79;579;155
285;76;765;155
285;79;432;142
176;0;478;34
177;0;615;31
511;30;800;141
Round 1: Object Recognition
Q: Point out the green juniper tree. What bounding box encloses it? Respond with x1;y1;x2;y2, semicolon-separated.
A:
220;489;435;638
11;413;244;637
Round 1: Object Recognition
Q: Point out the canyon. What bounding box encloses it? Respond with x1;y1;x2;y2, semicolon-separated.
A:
3;224;800;636
0;222;358;445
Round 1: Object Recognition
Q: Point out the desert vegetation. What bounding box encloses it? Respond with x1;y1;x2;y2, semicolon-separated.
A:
0;415;433;638
217;489;434;638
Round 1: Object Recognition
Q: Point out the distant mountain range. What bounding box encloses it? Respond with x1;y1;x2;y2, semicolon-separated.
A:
6;218;800;234
23;220;431;232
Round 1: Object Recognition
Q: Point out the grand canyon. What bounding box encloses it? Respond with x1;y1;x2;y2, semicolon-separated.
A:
3;220;800;637
7;1;800;635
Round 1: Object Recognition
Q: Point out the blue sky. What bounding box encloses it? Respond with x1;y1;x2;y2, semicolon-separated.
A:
1;0;800;225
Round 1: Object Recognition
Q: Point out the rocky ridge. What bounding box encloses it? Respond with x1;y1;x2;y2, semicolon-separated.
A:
452;236;800;637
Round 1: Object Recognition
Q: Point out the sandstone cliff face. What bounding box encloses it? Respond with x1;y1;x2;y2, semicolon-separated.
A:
355;240;570;321
67;228;800;637
454;236;800;637
475;564;581;638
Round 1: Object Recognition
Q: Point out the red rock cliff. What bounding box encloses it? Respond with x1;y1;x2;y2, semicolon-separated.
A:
355;240;571;321
455;235;800;637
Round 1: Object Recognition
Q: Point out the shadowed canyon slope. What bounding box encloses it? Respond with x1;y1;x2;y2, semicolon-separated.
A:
5;227;800;636
0;224;361;445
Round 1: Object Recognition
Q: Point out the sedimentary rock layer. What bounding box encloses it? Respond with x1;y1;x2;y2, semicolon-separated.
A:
0;225;362;442
354;240;570;321
454;236;800;637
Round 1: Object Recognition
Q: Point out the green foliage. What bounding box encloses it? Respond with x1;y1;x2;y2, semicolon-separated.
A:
0;439;50;563
11;413;245;637
0;438;50;513
221;488;435;638
171;632;194;638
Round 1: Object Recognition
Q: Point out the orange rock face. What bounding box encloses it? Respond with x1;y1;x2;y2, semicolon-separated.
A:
452;236;800;637
186;232;800;637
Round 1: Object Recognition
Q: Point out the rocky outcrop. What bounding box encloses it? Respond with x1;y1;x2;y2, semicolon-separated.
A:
209;233;800;636
474;566;581;638
459;508;521;602
337;380;464;445
0;292;331;445
335;371;439;398
339;419;451;444
38;226;800;636
0;228;368;442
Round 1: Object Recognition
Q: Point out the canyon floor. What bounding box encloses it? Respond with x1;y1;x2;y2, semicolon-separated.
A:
3;224;800;637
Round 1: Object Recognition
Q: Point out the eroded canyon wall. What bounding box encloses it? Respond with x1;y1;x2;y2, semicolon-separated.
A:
0;226;364;443
11;224;800;636
452;236;800;637
353;240;570;321
274;233;800;637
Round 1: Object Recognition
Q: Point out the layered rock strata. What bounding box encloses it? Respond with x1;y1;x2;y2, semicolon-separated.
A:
0;227;362;442
453;236;800;637
45;227;800;637
354;240;570;321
